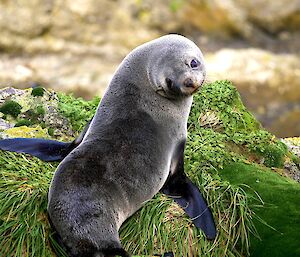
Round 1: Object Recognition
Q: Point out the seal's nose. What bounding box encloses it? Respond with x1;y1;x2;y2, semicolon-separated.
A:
183;78;195;88
182;78;202;95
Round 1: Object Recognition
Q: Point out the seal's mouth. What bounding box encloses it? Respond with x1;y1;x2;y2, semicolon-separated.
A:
181;77;203;95
165;78;183;96
156;77;203;99
155;87;169;98
155;81;177;99
167;77;202;96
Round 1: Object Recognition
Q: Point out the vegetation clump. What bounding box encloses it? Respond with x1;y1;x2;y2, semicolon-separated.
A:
57;93;100;133
0;100;22;118
31;86;45;97
188;80;289;170
14;119;32;127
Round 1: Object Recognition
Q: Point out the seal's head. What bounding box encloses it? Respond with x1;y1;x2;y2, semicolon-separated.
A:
145;34;206;99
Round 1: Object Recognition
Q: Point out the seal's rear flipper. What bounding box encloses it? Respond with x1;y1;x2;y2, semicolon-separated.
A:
161;175;217;240
0;138;73;161
0;119;93;162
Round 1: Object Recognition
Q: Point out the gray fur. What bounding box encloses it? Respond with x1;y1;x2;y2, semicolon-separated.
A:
48;34;206;257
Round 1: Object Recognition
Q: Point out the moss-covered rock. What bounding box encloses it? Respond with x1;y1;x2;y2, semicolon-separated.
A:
185;81;300;257
0;81;299;257
0;87;95;140
187;80;292;171
4;125;50;139
57;93;100;132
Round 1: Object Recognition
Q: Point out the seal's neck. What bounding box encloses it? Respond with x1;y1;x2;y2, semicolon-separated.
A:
98;47;193;132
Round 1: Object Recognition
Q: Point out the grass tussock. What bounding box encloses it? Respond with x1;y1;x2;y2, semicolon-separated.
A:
120;172;262;256
1;150;259;256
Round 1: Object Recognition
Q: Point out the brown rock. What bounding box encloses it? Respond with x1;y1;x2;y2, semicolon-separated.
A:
206;48;300;137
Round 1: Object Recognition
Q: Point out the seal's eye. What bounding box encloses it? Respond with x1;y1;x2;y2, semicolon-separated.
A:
190;59;199;69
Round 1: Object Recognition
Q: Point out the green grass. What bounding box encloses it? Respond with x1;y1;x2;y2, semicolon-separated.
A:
120;177;260;256
0;80;298;256
0;155;258;257
0;151;58;257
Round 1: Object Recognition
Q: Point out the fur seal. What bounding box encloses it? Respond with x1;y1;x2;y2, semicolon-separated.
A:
0;34;216;256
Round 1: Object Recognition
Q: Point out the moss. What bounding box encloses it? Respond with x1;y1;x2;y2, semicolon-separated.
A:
48;127;54;137
5;126;50;138
0;100;22;118
259;142;288;168
187;81;289;170
36;105;45;115
15;119;33;127
185;128;234;171
219;163;300;257
23;109;41;122
20;107;46;126
57;93;100;133
31;87;45;97
291;154;300;165
191;80;260;133
40;121;46;129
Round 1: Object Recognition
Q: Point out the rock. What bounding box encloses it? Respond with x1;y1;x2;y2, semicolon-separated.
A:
2;125;50;139
0;53;118;98
0;0;158;53
0;87;25;104
0;0;52;37
181;0;251;38
0;87;74;139
206;49;300;97
283;160;300;183
180;0;300;44
0;118;13;130
282;138;300;158
237;0;300;34
206;48;300;137
280;138;300;182
0;1;299;137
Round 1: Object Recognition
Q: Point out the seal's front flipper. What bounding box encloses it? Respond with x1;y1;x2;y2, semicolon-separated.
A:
101;248;131;257
0;138;73;161
161;174;216;240
161;140;216;240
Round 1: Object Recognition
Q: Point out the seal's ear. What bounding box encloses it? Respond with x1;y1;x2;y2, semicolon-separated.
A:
161;175;217;240
0;138;73;161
